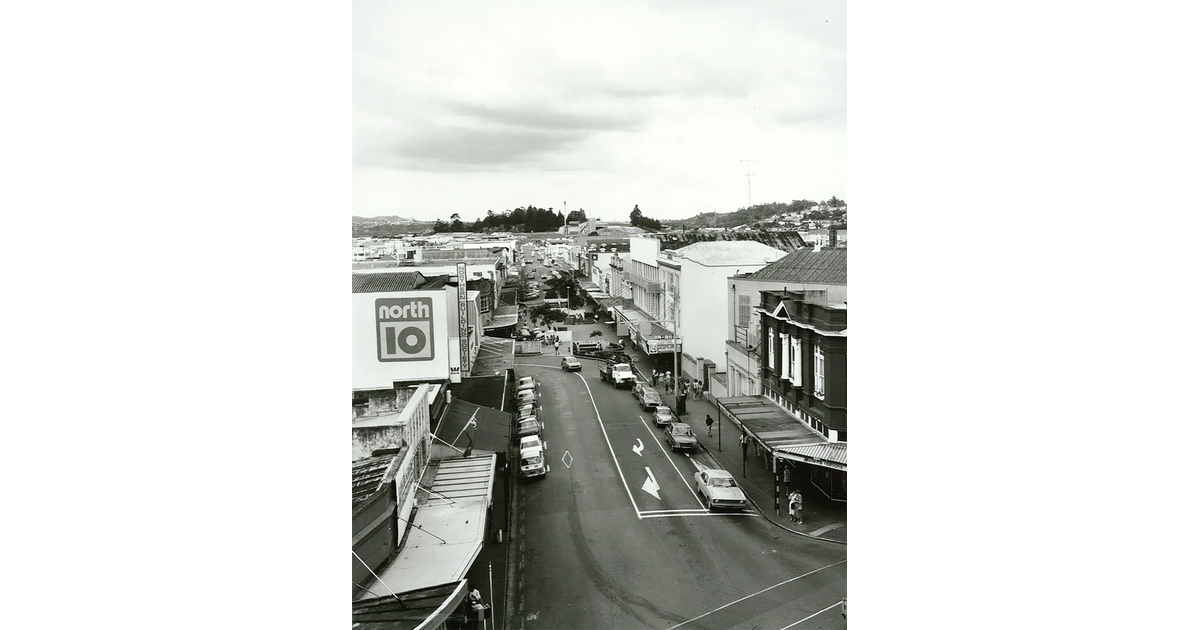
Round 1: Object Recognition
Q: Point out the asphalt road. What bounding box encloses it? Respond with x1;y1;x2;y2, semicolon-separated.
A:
510;355;847;630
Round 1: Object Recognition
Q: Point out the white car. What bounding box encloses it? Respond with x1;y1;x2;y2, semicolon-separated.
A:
519;435;549;479
516;376;536;393
694;469;748;511
516;389;536;405
652;405;675;427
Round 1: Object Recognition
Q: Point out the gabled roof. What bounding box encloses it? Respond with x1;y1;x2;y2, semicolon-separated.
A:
743;248;847;284
352;271;449;293
672;241;786;266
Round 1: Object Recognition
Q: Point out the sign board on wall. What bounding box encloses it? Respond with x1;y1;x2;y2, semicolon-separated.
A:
353;290;450;390
647;338;682;354
456;263;469;382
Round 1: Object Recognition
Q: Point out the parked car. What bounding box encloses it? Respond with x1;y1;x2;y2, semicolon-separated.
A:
516;376;536;393
560;356;581;371
664;422;698;452
631;380;649;402
516;389;537;405
652;405;675;427
693;468;748;511
638;388;663;411
518;435;549;479
515;417;544;440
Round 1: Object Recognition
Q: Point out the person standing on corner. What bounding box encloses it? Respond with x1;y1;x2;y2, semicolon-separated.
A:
705;414;714;437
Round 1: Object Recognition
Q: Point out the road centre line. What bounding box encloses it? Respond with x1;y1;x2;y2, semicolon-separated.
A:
572;371;644;520
776;601;844;629
638;415;707;508
663;559;848;630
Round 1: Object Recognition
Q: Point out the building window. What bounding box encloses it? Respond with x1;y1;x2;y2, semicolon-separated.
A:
766;326;775;368
780;332;791;381
790;337;802;385
813;345;825;398
738;294;751;327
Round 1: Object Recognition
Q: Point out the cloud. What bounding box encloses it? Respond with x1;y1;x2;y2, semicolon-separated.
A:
352;0;847;217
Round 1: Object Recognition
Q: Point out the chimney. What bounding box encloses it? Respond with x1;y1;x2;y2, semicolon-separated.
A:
828;224;838;249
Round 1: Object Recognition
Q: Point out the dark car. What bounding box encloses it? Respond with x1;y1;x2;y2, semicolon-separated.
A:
664;422;698;452
638;388;663;411
560;356;582;371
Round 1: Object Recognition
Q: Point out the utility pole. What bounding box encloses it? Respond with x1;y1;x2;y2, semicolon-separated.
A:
740;159;755;209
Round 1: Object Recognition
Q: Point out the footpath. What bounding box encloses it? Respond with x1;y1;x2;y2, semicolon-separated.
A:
559;321;847;545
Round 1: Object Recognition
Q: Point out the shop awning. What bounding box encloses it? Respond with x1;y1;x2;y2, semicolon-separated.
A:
715;395;834;462
483;304;519;330
776;442;847;471
355;455;495;600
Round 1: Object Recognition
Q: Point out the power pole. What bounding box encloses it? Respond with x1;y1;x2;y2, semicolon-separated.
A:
740;159;755;209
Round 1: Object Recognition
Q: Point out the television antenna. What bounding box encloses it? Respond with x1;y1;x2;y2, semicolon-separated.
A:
740;159;755;208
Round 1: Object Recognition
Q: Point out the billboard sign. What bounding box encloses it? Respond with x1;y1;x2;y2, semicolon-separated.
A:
353;290;449;390
375;297;435;362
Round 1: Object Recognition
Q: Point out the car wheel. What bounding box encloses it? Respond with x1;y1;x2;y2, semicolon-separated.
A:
705;497;713;511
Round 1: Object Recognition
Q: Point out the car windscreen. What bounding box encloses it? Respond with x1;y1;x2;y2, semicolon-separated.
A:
711;477;736;488
521;456;542;466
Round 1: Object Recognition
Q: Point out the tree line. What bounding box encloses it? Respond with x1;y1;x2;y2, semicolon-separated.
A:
432;206;567;233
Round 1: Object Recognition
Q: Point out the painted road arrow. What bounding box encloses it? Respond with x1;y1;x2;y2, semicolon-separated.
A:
632;438;644;456
641;467;660;500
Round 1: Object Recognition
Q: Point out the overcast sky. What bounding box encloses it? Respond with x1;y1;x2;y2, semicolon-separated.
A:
353;0;845;222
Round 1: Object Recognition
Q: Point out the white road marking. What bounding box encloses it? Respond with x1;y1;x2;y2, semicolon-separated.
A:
663;560;847;630
638;415;707;508
639;512;758;519
571;371;643;519
777;601;844;629
632;438;644;456
807;523;844;537
641;467;661;499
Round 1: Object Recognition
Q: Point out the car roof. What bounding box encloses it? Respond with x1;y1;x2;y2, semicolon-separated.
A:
704;469;734;479
518;436;543;448
670;422;691;429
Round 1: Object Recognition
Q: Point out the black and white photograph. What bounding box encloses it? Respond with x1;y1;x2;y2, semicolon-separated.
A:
350;1;847;628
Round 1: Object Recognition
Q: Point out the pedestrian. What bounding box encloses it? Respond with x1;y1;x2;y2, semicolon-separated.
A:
789;491;803;524
705;414;714;437
651;370;658;386
554;340;560;355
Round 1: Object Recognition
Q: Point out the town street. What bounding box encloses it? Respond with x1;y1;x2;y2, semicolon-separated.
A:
510;355;847;629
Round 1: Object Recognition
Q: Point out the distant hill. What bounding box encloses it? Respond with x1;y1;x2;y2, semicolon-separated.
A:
352;215;437;237
678;199;846;229
352;215;425;223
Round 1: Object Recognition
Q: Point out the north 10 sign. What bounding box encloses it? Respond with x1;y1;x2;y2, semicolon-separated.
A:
376;297;435;362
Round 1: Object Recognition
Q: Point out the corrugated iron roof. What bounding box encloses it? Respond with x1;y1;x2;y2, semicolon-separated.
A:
715;395;829;450
777;442;847;467
352;271;449;293
471;337;515;374
352;580;466;630
352;453;400;503
743;248;847;284
672;241;787;266
434;398;510;453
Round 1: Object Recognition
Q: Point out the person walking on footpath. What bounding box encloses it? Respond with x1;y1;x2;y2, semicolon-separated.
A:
705;414;714;437
554;339;560;355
